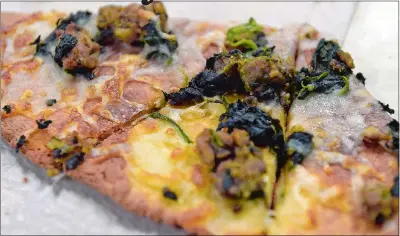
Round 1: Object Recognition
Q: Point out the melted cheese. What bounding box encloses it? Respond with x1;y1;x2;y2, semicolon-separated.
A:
288;76;392;154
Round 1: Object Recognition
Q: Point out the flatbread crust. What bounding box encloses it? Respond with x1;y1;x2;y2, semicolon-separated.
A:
1;8;398;236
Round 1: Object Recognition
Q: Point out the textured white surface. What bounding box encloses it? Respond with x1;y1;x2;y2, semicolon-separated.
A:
1;2;398;235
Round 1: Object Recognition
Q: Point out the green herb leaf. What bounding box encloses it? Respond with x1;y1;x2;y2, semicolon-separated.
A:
226;17;264;52
149;112;192;143
338;76;349;95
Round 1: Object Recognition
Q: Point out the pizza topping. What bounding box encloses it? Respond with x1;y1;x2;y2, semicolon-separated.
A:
2;105;12;114
378;101;395;114
312;39;353;75
15;135;26;153
375;213;385;225
65;152;85;170
232;204;242;213
93;28;114;46
360;181;394;224
32;11;93;56
72;136;79;145
292;39;354;100
46;99;57;106
141;0;153;6
253;86;279;103
47;137;74;158
149;112;192;143
387;119;399;151
141;21;178;62
196;128;267;199
53;23;101;79
162;187;178;201
355;72;366;85
218;100;285;153
295;71;349;100
54;34;78;67
96;3;176;63
391;176;399;197
286;132;313;165
169;49;288;105
225;18;267;53
97;4;154;43
168;69;240;105
36;119;53;129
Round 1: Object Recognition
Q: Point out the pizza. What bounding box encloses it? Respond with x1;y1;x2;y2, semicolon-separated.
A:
1;2;398;235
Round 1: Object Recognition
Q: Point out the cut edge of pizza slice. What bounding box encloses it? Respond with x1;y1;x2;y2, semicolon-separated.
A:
269;26;399;235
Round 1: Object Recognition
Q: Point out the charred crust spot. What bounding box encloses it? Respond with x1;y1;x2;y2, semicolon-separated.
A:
65;152;85;171
16;135;26;153
162;187;178;201
36;119;52;129
2;105;11;114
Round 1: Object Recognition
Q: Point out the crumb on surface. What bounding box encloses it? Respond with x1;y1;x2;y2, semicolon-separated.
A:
23;177;29;183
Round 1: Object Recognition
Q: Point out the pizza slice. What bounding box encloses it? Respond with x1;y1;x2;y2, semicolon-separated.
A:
269;34;399;234
66;16;300;235
1;3;302;235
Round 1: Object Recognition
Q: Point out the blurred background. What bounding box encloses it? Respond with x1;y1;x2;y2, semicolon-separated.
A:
1;1;398;235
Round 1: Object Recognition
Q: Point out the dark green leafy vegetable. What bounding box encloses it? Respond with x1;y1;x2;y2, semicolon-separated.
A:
291;39;354;100
391;176;399;197
225;18;266;53
141;21;178;62
169;49;287;105
47;11;92;43
388;119;399;151
168;69;244;106
36;119;52;129
33;11;92;56
286;132;313;165
93;28;114;46
312;39;354;75
297;72;349;100
54;34;78;67
217;100;286;170
355;72;366;85
65;152;85;170
52;148;67;159
2;105;11;114
46;99;57;106
253;86;279;103
162;187;178;200
378;101;395;114
149;112;192;143
16;135;26;153
141;0;153;6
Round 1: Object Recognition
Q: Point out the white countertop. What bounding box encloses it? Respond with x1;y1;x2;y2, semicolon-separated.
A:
1;2;398;235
